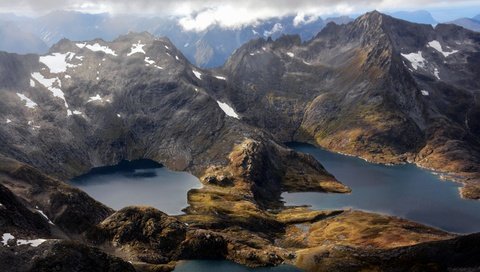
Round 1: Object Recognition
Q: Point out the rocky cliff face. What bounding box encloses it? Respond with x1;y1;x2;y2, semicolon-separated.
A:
221;11;480;199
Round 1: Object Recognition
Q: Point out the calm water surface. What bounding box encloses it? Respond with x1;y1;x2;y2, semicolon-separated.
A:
71;160;200;215
283;143;480;234
173;260;302;272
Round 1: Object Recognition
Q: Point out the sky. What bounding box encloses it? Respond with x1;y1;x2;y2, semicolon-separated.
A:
1;0;480;31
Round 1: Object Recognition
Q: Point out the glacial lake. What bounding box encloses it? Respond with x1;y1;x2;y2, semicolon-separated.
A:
283;143;480;234
173;260;301;272
71;160;200;215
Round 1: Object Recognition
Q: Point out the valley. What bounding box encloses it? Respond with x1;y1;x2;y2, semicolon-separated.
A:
0;10;479;272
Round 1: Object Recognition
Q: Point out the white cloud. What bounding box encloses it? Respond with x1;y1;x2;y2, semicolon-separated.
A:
1;0;480;30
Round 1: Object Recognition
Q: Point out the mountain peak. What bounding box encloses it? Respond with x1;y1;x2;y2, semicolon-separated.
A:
361;10;385;20
353;10;388;30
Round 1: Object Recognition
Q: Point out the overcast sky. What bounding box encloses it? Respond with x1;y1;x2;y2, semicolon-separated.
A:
1;0;480;30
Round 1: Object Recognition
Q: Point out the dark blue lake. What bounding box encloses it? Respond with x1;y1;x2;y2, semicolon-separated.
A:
173;260;301;272
282;143;480;234
70;160;200;215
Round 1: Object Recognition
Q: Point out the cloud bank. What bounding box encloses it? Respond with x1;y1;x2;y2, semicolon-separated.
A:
1;0;480;31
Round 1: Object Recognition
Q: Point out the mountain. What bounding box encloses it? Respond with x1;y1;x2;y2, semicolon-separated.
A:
5;11;353;68
0;31;354;269
450;17;480;32
389;10;437;25
1;11;480;272
475;14;480;21
18;11;115;45
0;21;48;54
164;15;332;68
221;11;480;199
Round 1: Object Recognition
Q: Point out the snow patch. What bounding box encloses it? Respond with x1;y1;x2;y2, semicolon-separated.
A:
32;72;56;88
433;68;440;80
30;79;35;87
39;52;77;73
264;23;283;37
175;55;180;61
401;51;426;70
116;114;121;118
31;72;70;115
192;70;202;80
144;57;164;69
16;239;47;247
127;40;146;56
427;40;458;57
421;90;429;96
214;75;227;80
216;101;239;119
35;208;54;225
78;43;117;56
16;93;37;109
87;94;103;103
286;52;295;58
6;119;11;124
72;110;82;115
144;57;155;65
2;233;15;246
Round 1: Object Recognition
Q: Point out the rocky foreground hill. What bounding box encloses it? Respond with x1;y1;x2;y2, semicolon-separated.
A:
0;11;479;272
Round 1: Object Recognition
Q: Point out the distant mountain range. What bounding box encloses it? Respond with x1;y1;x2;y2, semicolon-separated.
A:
0;21;48;54
389;10;438;25
449;16;480;32
0;10;479;67
0;11;354;67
